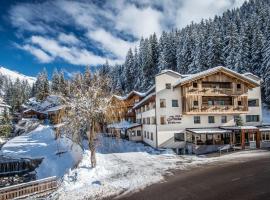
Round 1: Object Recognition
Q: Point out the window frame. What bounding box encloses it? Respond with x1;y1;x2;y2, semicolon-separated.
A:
160;99;166;108
221;116;227;123
194;116;201;124
208;116;215;124
172;99;179;107
165;83;172;89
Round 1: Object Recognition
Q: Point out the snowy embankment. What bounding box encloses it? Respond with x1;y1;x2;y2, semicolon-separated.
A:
1;125;83;179
56;135;270;200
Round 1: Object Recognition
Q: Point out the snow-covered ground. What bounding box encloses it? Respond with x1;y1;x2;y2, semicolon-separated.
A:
263;104;270;124
56;135;270;200
0;125;83;179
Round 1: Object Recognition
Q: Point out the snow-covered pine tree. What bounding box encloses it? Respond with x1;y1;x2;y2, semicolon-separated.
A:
51;68;60;94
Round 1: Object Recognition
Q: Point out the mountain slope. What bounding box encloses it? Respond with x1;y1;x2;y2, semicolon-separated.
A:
0;66;36;85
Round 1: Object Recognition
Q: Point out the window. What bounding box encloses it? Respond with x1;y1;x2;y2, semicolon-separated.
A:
131;131;135;136
147;117;150;124
147;132;149;139
193;82;198;88
174;133;185;141
248;99;259;107
193;101;199;107
144;131;146;138
194;116;201;124
208;100;213;106
143;118;146;124
172;100;179;107
151;132;153;140
221;116;227;123
263;132;270;141
237;84;241;90
151;117;156;124
208;116;215;123
246;115;260;122
165;83;171;89
137;130;141;136
160;99;166;108
160;116;166;125
238;101;242;106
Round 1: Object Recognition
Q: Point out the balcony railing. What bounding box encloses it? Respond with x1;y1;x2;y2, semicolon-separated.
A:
187;88;238;96
185;105;248;114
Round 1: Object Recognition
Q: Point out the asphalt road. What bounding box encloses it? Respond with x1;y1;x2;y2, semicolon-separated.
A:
119;155;270;200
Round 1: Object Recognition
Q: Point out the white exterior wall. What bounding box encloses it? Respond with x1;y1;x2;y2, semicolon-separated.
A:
141;104;156;147
133;70;263;149
241;85;262;126
127;126;143;141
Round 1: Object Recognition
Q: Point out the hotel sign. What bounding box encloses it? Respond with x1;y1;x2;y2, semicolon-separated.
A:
167;115;182;124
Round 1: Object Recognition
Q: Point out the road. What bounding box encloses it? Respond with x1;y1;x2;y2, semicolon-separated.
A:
119;155;270;200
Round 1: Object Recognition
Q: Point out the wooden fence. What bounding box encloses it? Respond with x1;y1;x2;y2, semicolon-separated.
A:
0;176;58;200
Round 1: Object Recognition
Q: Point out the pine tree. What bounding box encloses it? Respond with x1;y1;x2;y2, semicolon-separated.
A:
51;68;60;94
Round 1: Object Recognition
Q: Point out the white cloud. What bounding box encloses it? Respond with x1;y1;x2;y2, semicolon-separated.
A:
20;44;54;63
58;33;80;45
116;5;163;38
175;0;246;28
86;29;136;60
9;0;246;66
29;35;121;66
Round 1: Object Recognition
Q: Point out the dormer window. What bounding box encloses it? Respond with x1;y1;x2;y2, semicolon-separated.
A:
166;83;171;89
193;82;198;88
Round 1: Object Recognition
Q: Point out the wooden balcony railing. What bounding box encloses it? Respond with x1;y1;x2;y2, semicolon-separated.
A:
184;105;248;114
186;88;243;96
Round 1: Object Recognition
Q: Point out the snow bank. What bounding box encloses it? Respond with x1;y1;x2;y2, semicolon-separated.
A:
1;125;83;179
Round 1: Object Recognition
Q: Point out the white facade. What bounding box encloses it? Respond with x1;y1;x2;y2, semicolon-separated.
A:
132;67;263;149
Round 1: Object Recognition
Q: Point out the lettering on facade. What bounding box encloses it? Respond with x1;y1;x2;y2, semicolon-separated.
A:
167;115;182;124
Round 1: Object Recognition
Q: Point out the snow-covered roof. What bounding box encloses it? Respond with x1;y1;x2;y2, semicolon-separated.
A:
173;66;260;88
156;69;182;77
24;95;66;115
46;105;65;113
113;90;147;101
220;126;258;130
133;92;156;109
186;128;232;134
107;121;139;129
242;72;261;82
126;123;142;129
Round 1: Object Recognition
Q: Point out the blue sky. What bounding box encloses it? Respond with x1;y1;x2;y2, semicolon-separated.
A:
0;0;246;78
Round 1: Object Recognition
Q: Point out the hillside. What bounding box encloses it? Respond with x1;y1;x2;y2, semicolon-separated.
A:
0;66;36;85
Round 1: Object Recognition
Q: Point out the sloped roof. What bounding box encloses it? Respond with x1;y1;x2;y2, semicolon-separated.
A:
173;66;260;88
156;69;182;77
113;90;146;101
133;92;156;109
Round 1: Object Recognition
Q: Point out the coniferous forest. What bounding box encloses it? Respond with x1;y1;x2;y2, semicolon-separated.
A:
106;0;270;104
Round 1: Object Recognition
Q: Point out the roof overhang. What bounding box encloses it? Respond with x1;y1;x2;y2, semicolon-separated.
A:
186;128;232;134
173;66;260;88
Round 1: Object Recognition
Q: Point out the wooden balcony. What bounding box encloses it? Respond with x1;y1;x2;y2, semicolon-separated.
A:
186;88;244;96
184;105;248;114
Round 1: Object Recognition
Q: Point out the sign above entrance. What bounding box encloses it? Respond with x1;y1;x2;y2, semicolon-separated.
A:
167;115;182;124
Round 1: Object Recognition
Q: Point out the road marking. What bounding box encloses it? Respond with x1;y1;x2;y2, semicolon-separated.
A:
231;177;240;182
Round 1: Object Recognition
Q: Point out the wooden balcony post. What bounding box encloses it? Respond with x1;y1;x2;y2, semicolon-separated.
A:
256;130;261;148
241;129;245;149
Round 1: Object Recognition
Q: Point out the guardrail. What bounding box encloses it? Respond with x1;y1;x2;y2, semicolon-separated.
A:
0;176;58;200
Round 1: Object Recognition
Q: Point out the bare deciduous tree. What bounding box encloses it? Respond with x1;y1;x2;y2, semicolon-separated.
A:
64;70;111;168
